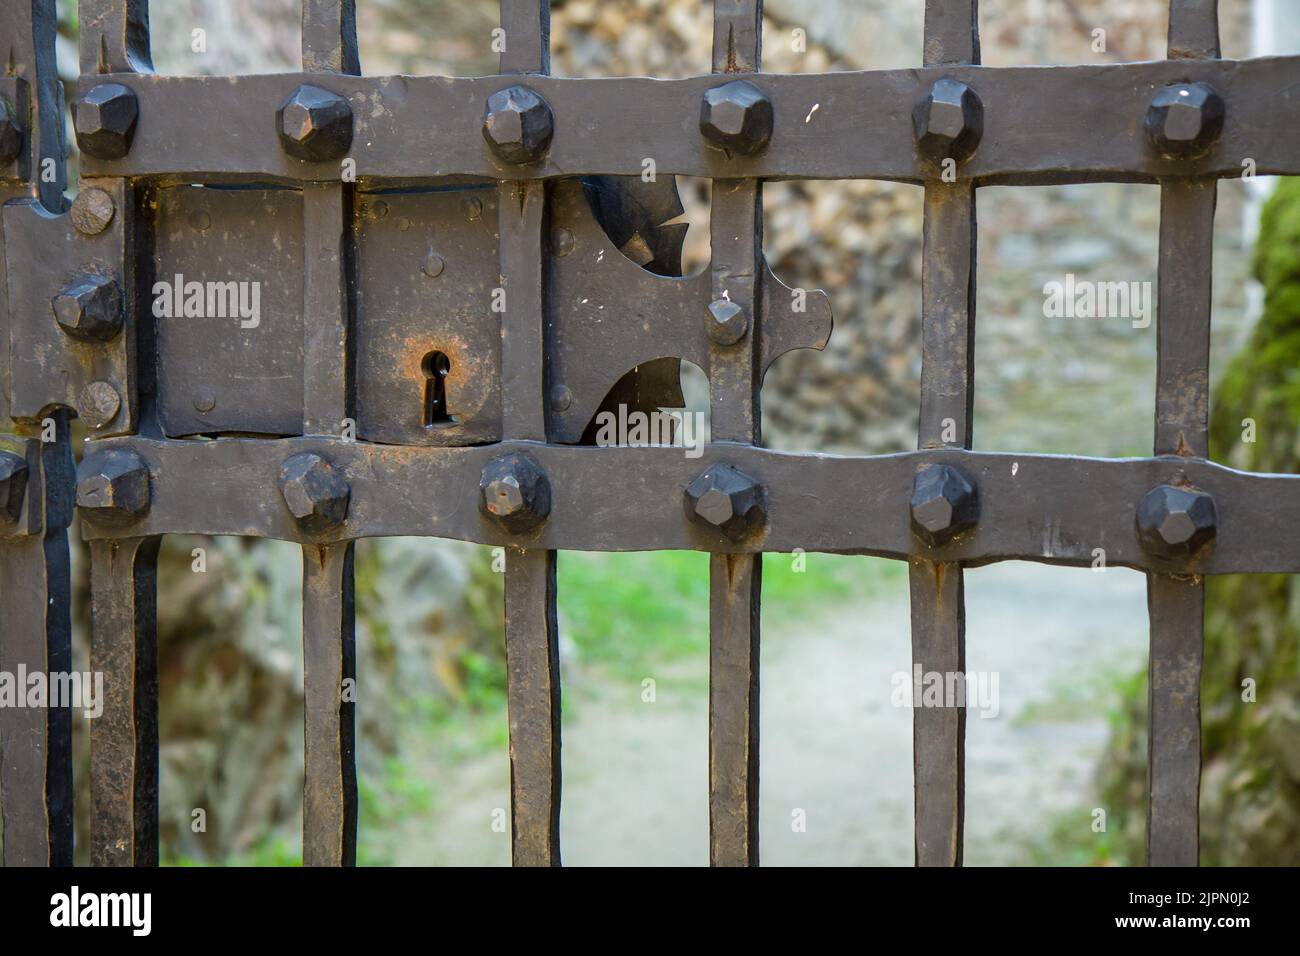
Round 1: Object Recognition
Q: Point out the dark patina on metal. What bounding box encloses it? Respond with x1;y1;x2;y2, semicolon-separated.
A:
0;0;1293;873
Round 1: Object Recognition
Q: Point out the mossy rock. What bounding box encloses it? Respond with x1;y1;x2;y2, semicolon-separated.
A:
1100;179;1300;866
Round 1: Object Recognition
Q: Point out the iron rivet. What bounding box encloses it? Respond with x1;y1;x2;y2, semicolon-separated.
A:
193;388;216;413
422;252;446;278
553;227;575;257
700;80;774;156
482;85;555;165
76;448;151;523
909;463;979;546
72;83;139;160
550;384;573;412
1136;484;1217;557
78;380;121;430
189;210;211;232
279;453;350;535
276;84;353;162
52;274;123;342
684;463;768;541
479;453;551;534
912;78;984;164
70;187;116;236
707;298;749;346
1145;82;1225;158
465;198;483;221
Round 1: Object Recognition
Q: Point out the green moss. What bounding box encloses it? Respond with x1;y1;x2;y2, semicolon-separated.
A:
1096;179;1300;866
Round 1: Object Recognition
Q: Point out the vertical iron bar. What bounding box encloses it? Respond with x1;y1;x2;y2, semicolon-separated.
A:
1168;0;1220;60
0;418;74;866
0;1;70;868
909;0;979;868
89;536;161;866
503;546;560;866
922;0;980;67
1154;182;1216;461
1146;574;1204;866
77;0;153;75
706;0;763;868
74;0;157;869
1144;1;1219;869
301;543;357;867
301;0;360;75
498;0;561;867
1145;10;1217;868
499;0;550;75
0;0;66;211
297;0;360;868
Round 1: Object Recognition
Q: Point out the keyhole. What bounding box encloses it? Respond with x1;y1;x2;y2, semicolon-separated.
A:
422;350;453;426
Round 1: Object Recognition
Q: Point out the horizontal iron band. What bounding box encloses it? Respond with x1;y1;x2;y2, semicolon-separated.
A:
78;58;1299;185
76;436;1300;574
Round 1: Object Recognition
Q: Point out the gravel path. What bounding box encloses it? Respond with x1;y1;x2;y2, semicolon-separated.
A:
388;561;1148;866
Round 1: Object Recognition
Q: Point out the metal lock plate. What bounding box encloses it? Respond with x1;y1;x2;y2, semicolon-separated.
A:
353;186;501;446
3;178;135;435
154;184;304;437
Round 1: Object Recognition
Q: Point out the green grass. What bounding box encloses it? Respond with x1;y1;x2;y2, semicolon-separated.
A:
557;550;904;677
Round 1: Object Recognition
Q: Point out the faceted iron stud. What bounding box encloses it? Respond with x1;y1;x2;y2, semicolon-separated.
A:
700;80;773;157
279;452;351;534
912;78;983;164
479;453;551;534
482;86;554;166
1136;484;1217;558
76;449;150;523
72;83;139;160
910;463;979;547
0;450;29;524
684;462;767;542
1145;82;1225;158
276;85;354;162
707;298;749;346
52;274;123;342
0;95;24;164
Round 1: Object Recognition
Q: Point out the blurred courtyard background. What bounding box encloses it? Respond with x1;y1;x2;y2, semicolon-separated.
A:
22;0;1299;865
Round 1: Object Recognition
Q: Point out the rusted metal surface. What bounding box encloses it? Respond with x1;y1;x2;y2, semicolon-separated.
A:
0;417;74;867
909;0;979;868
497;2;562;868
0;0;1295;869
152;185;305;437
705;0;764;868
0;2;74;870
1142;0;1220;869
61;438;1300;573
301;542;358;867
72;59;1300;185
88;535;161;867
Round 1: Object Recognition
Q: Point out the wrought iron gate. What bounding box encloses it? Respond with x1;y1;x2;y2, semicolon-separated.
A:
1;0;1298;867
